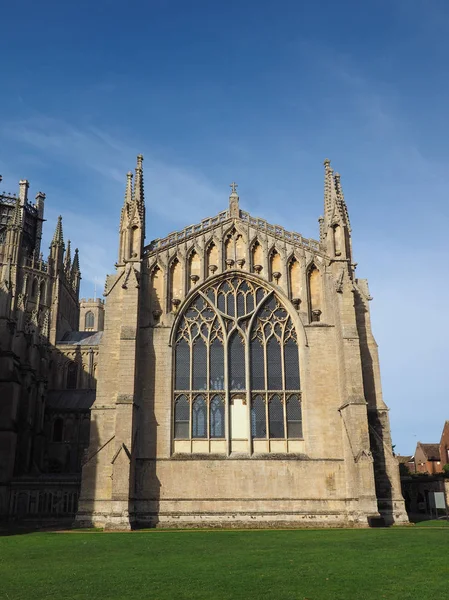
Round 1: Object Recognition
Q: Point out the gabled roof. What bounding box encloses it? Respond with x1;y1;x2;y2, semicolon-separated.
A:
418;443;440;461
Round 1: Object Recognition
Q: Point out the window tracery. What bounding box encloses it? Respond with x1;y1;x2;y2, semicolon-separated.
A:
173;275;302;447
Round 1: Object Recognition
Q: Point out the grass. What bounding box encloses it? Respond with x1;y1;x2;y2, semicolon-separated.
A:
1;528;448;600
414;518;449;527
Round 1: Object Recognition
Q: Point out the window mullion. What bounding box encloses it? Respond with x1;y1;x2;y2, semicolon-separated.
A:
283;394;288;440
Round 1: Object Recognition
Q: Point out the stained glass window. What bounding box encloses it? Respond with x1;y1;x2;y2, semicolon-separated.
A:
173;275;302;445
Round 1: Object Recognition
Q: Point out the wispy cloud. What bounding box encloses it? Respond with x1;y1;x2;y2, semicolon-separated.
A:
2;115;227;291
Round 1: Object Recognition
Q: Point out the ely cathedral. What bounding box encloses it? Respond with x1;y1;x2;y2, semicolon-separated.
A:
0;158;408;528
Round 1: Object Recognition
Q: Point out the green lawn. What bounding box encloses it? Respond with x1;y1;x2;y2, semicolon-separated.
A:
1;528;448;600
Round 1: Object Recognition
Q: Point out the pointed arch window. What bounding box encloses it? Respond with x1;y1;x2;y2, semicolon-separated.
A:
173;275;302;447
85;311;95;330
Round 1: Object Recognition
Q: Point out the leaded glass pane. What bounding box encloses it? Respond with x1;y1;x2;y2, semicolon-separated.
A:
246;292;254;313
287;395;302;438
267;338;282;389
269;395;284;438
217;293;225;313
284;339;300;390
210;339;224;390
192;396;206;438
256;288;265;305
210;395;224;438
237;293;245;316
250;337;265;389
229;333;245;390
174;395;189;439
227;293;235;317
192;339;207;390
251;395;266;438
175;340;190;390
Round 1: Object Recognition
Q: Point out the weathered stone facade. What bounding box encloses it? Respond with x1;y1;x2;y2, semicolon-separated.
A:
76;156;408;529
0;177;101;521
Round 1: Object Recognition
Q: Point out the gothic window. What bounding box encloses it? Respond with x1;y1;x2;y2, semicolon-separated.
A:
66;362;78;390
173;275;302;446
85;311;95;330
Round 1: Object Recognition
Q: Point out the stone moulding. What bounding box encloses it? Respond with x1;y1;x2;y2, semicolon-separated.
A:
145;209;322;256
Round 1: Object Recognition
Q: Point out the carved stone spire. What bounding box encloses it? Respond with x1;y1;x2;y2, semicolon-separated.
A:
64;239;72;274
51;215;64;247
71;247;80;275
125;171;133;205
71;248;81;294
323;159;336;224
322;159;352;261
133;154;144;219
333;172;351;232
229;182;239;218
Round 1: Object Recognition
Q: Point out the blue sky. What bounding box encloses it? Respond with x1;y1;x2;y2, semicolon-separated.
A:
1;0;448;453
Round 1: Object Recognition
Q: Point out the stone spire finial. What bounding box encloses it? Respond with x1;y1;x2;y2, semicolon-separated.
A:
229;182;239;218
333;171;350;231
71;247;80;274
51;215;64;247
323;159;334;221
133;154;144;217
125;171;133;204
64;239;72;273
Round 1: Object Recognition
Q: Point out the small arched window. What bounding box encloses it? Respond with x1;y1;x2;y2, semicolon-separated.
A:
66;362;78;390
31;279;38;298
85;311;95;330
52;418;64;442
